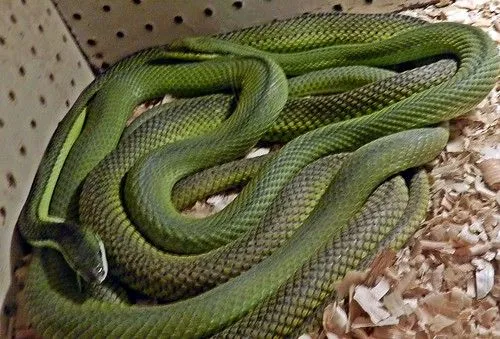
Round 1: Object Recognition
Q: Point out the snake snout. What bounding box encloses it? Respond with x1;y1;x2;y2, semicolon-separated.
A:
79;235;108;283
57;223;109;283
88;239;109;283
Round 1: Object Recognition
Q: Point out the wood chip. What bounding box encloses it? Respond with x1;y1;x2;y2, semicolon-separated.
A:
418;240;455;253
350;328;370;339
470;243;492;256
350;315;398;329
450;286;473;308
478;159;500;191
334;270;368;300
435;0;452;8
446;136;465;152
394;269;417;296
370;278;391;300
372;325;416;339
458;225;480;244
422;288;472;319
206;193;238;213
364;249;396;286
353;286;391;324
466;277;476;298
382;292;407;318
477;307;498;328
325;332;339;339
322;303;347;335
475;260;495;299
494;19;500;32
429;314;456;332
245;147;270;159
345;285;362;334
431;263;444;291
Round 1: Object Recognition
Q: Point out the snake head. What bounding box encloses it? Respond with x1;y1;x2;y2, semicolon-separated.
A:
57;223;108;283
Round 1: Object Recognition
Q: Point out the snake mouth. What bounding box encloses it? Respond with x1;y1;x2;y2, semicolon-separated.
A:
93;240;109;283
78;239;109;283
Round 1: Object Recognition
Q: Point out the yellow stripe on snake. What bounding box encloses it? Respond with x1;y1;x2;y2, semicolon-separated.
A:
16;12;499;338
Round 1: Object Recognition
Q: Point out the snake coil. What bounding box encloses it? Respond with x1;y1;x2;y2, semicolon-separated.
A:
17;12;499;338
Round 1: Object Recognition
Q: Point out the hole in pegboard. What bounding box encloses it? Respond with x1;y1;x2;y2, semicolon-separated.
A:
65;100;70;108
70;79;75;87
39;96;46;106
10;14;17;24
232;1;243;9
173;16;183;24
333;4;343;11
132;0;142;4
62;34;68;43
19;146;27;156
77;61;82;68
6;172;17;188
30;46;36;56
101;62;110;69
116;31;125;38
204;8;213;17
0;207;6;226
55;53;61;62
102;5;111;12
20;0;26;4
18;66;25;76
49;73;54;82
8;90;16;101
38;24;44;33
72;13;82;20
30;119;37;128
0;119;4;128
365;0;373;3
145;23;154;31
87;39;97;46
0;36;5;45
46;8;52;16
95;52;103;59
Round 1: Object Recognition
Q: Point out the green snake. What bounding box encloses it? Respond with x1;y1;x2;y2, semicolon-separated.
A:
16;12;499;338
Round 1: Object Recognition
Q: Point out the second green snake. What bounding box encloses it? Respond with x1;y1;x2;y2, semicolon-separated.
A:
18;12;499;338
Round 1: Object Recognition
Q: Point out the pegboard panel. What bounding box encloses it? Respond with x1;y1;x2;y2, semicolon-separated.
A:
52;0;436;70
0;0;93;316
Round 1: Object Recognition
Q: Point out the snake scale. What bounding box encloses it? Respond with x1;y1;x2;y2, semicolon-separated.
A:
16;12;499;338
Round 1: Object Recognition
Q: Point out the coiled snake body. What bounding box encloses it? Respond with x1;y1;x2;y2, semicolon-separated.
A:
17;12;499;338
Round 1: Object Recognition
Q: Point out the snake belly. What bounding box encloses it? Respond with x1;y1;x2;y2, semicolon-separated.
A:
17;12;499;338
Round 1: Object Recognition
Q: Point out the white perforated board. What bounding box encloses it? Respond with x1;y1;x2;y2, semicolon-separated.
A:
53;0;436;71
